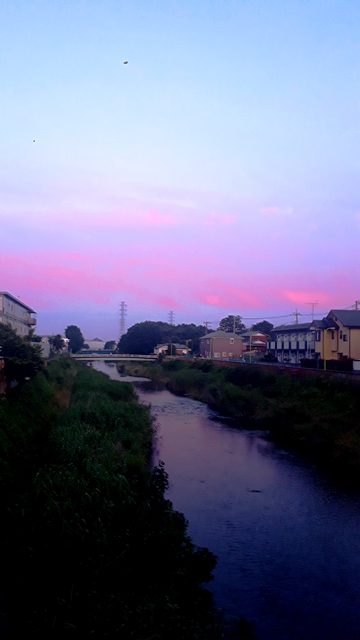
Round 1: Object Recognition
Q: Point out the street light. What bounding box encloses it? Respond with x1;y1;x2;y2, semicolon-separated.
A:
323;327;336;370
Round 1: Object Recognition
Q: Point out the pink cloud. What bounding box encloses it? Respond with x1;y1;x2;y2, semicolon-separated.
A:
283;290;332;306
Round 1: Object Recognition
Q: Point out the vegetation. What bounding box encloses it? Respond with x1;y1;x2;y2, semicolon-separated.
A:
49;333;66;352
217;315;246;334
250;320;274;335
118;321;206;354
65;324;84;353
0;356;222;638
0;323;44;384
104;340;117;350
124;360;360;485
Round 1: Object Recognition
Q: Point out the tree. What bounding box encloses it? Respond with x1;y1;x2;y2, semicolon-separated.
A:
251;320;274;336
117;321;206;355
104;340;117;351
218;315;246;334
118;322;163;355
65;325;84;353
50;334;65;352
0;323;43;384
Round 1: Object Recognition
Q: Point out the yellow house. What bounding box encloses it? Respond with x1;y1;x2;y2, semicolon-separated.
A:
311;310;360;361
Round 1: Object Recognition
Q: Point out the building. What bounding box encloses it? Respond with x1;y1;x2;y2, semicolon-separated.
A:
268;322;316;364
241;331;268;354
311;310;360;361
154;343;191;356
199;331;243;360
0;292;36;336
83;338;105;351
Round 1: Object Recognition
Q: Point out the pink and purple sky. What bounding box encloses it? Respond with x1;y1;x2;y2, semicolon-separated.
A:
1;1;360;339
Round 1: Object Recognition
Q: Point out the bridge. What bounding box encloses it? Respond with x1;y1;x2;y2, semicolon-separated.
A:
72;353;157;362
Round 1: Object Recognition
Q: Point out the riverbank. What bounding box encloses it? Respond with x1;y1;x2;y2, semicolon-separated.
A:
0;356;223;638
122;359;360;485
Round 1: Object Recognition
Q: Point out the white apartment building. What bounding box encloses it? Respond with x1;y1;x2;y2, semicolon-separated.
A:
268;322;316;364
0;292;37;336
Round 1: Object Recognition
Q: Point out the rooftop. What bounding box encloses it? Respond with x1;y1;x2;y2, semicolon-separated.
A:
329;310;360;328
273;322;313;332
200;330;242;339
0;292;36;313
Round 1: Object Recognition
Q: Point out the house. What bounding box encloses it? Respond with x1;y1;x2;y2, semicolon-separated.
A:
199;331;243;360
268;322;316;364
241;331;268;354
311;310;360;361
0;292;36;336
83;338;105;351
154;343;191;356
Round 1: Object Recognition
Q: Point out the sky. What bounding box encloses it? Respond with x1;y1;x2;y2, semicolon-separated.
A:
1;0;360;339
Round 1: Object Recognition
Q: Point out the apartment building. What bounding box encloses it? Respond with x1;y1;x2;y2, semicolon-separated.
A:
268;322;316;364
0;292;36;336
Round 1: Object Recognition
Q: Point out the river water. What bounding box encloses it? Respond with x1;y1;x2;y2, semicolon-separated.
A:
94;361;360;640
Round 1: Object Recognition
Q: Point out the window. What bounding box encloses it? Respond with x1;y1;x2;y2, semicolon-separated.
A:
331;331;335;339
230;338;234;344
340;331;342;339
228;352;233;358
316;331;321;341
343;334;348;342
222;351;227;357
214;351;220;358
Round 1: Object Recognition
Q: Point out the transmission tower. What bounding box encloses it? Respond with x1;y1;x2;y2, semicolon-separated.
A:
119;301;127;339
354;300;360;310
168;310;175;326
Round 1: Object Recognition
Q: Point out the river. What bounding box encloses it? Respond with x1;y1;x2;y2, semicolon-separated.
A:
93;361;360;640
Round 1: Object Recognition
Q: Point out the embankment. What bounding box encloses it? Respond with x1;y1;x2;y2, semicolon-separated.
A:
0;356;221;638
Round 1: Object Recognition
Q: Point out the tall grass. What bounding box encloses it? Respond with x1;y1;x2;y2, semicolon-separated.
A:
0;358;220;638
138;360;360;484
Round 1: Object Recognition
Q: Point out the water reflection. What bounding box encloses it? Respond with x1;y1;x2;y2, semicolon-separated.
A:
93;361;360;640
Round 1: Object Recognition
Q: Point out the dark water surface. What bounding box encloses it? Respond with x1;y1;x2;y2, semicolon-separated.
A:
94;362;360;640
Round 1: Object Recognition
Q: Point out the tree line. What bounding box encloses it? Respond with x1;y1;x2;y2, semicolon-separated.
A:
56;316;275;356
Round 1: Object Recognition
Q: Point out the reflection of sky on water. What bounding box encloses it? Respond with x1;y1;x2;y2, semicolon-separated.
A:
94;361;360;640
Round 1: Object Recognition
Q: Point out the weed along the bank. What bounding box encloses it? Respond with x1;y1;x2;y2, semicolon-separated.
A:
123;359;360;486
0;356;221;638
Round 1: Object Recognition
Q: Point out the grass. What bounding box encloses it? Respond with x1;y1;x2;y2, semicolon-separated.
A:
125;359;360;485
0;356;224;638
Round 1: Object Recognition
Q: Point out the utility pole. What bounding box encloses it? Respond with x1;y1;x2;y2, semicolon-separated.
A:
306;301;318;321
168;310;175;326
119;301;127;339
204;321;212;334
290;309;302;325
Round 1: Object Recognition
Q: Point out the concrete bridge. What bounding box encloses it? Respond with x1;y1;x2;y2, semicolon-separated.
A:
72;353;157;362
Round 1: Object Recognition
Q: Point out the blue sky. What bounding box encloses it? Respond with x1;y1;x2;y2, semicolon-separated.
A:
1;0;359;338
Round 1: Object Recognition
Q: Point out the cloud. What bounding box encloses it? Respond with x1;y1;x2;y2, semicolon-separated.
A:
283;290;333;306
